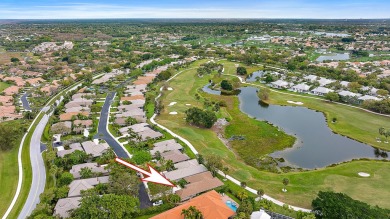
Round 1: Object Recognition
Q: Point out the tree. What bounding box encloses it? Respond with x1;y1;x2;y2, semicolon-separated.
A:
181;206;203;219
312;191;390;219
236;199;253;218
71;194;140;219
0;122;24;151
377;89;389;97
185;107;217;128
10;57;20;62
132;150;152;165
103;66;112;73
325;92;340;102
108;163;139;196
241;181;247;188
220;80;233;91
257;189;265;200
258;88;270;101
282;178;289;192
222;167;229;180
237;66;247;75
204;154;222;177
58;172;74;187
79;167;94;179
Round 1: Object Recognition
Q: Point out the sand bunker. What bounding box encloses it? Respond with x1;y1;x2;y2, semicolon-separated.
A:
185;104;191;106
167;87;173;91
287;100;303;105
358;172;370;177
168;102;177;106
169;112;178;115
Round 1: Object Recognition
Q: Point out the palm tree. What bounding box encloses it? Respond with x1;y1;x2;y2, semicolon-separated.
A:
283;178;289;192
222;167;229;180
241;181;247;188
237;190;248;201
257;189;265;200
165;159;175;171
181;206;203;219
379;127;385;136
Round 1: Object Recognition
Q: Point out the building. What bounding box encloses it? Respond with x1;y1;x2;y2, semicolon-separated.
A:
81;141;110;157
164;159;207;181
175;172;224;201
311;87;334;96
51;121;72;135
158;150;190;164
250;209;271;219
150;139;183;155
151;190;235;219
70;163;108;179
68;176;109;197
291;83;310;93
53;197;81;218
57;143;84;158
270;80;289;89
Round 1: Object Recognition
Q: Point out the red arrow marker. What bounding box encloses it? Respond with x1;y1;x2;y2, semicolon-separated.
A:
115;157;175;187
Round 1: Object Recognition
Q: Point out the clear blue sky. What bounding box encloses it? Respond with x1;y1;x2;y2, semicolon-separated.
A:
0;0;389;19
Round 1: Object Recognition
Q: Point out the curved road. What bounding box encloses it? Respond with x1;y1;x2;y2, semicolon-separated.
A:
21;93;31;111
18;113;49;219
95;92;152;209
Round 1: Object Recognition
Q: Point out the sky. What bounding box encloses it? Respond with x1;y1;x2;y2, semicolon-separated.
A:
0;0;389;19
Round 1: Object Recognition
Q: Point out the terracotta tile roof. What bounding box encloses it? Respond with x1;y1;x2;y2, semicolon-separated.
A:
121;95;145;101
151;190;235;219
59;112;89;121
3;86;19;95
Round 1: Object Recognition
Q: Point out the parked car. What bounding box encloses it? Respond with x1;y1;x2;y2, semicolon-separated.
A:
153;200;163;206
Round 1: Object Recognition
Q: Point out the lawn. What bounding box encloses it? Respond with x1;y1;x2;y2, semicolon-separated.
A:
154;59;390;209
0;147;19;216
0;81;11;92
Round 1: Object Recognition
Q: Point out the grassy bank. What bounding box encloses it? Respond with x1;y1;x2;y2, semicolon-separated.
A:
0;81;11;92
155;60;390;209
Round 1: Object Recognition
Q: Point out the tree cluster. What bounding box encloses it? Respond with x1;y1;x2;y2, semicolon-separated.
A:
312;191;390;219
185;107;217;128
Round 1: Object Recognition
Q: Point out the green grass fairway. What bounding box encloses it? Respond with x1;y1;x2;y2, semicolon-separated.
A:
155;60;390;209
0;82;11;92
0;147;19;216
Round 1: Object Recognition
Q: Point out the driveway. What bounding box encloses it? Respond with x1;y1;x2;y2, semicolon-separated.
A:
21;93;31;111
94;92;152;209
17;114;49;219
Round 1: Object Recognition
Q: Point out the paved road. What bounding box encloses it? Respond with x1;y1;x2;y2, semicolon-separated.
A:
21;93;31;111
94;92;152;209
18;114;49;219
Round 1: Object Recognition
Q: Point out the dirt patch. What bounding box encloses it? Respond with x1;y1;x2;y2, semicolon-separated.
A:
212;118;237;155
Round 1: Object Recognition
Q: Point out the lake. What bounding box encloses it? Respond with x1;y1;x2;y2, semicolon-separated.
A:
237;87;389;169
316;53;350;62
202;83;221;95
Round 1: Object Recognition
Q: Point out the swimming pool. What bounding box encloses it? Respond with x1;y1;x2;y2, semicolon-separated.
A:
226;200;238;212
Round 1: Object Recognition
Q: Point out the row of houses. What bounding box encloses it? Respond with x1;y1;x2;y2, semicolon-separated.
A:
269;74;383;103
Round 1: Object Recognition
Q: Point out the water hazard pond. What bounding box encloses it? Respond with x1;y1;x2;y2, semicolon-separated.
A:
237;87;389;169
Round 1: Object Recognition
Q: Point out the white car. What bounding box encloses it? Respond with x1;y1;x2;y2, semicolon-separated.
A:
153;200;163;206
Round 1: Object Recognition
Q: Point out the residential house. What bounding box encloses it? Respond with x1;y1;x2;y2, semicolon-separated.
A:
175;172;224;201
250;209;271;219
311;87;334;96
151;190;235;219
68;176;109;197
164;159;207;181
53;197;81;218
304;75;318;82
81;141;110;157
51;121;72;135
59;112;89;121
73;120;93;134
150;139;183;155
57;143;84;158
158;150;190;164
70;163;108;179
270;80;289;89
318;77;334;86
291;83;310;93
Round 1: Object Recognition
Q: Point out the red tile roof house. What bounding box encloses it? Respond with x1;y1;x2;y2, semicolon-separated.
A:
59;112;89;121
73;120;93;134
151;190;235;219
0;96;14;106
2;86;19;95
